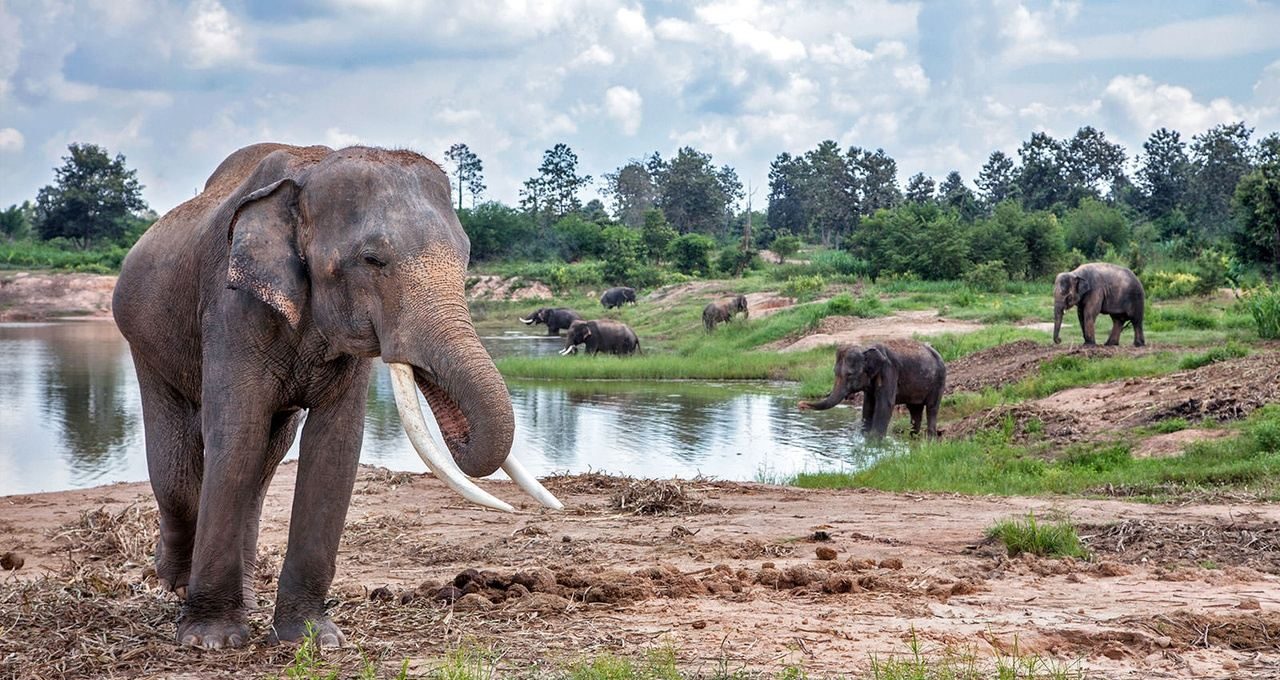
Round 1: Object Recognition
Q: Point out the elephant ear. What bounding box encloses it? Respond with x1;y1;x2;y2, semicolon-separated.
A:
226;178;308;330
863;346;888;380
1073;273;1092;298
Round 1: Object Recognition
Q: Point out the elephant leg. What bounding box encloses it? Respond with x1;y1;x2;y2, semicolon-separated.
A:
907;404;924;437
270;369;368;647
861;392;875;434
1105;315;1124;346
1133;309;1146;347
1077;306;1095;345
925;395;941;440
239;410;302;610
870;387;896;439
133;352;203;599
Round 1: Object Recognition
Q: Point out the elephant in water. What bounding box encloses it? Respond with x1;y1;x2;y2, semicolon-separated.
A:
560;319;640;356
600;286;637;309
112;143;561;650
703;294;749;331
799;339;946;439
1053;263;1146;347
519;307;582;335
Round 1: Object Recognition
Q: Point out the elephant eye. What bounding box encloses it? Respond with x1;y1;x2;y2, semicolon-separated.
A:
362;252;387;268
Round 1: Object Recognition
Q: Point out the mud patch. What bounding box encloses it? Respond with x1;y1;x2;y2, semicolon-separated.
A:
1133;428;1232;458
1082;519;1280;575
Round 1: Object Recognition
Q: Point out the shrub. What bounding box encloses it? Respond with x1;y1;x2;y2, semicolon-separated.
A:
986;512;1086;558
552;214;606;261
1243;285;1280;339
825;292;886;318
1062;198;1129;259
1143;271;1200;300
715;245;759;277
1191;250;1230;296
781;274;825;302
770;235;802;263
599;226;642;284
808;249;866;277
666;233;715;276
963;260;1007;293
1178;343;1249;370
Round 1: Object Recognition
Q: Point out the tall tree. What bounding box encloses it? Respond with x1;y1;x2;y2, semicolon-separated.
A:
0;201;34;240
520;143;592;228
976;150;1018;209
444;143;485;210
1232;159;1280;279
603;159;657;228
939;171;979;220
1016;132;1066;211
766;152;807;239
1135;127;1191;223
802;140;857;246
1255;132;1280;170
653;146;734;235
904;173;936;204
1060;126;1126;205
35;143;148;249
1189;122;1253;238
850;147;901;216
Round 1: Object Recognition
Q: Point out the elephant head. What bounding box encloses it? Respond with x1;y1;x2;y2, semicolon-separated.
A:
519;308;549;325
1052;271;1091;345
226;147;559;510
799;344;888;410
560;320;590;355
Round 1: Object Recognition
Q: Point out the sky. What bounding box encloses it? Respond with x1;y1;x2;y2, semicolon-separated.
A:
1;0;1279;215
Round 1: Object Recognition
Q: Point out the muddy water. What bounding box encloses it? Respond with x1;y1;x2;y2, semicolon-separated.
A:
0;321;874;495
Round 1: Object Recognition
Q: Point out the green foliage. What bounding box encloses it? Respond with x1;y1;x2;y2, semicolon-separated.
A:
825;292;886;318
1191;250;1230;295
807;249;867;277
962;260;1007;292
0;239;130;272
666;233;716;275
780;274;825;302
769;234;802;263
1243;284;1280;339
0;201;34;240
444;142;486;210
35;143;149;250
1142;270;1200;300
1061;197;1129;258
987;513;1087;558
715;244;759;278
640;209;677;264
460;201;539;262
1152;418;1189;434
851;203;970;280
1231;163;1280;272
1177;342;1249;370
553;214;607;261
600;226;643;284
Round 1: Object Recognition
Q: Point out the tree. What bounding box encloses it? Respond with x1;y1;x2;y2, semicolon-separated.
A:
939;171;979;221
1135;128;1191;227
770;234;802;263
600;225;643;284
1189;122;1253;238
551;214;605;261
654;147;734;235
666;233;716;275
1060;126;1126;204
520;143;592;228
35;143;148;249
802;140;857;246
1232;162;1280;279
640;208;676;264
1016;132;1066;212
904;173;936;204
1257;133;1280;168
1062;197;1129;258
444;143;485;210
976;151;1018;209
459;201;539;262
850;147;901;215
603;160;657;228
0;201;34;240
766;152;807;238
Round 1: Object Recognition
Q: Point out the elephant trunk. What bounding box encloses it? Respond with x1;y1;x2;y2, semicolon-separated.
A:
1053;302;1064;344
803;376;854;411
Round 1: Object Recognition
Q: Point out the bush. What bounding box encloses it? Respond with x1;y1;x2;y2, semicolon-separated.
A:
666;233;715;276
1178;343;1249;370
808;249;866;277
1062;198;1130;259
986;512;1086;558
825;292;886;318
1143;270;1200;300
1191;250;1230;296
963;260;1007;293
599;226;642;284
781;274;825;301
459;202;539;261
770;235;802;263
715;245;759;277
1243;285;1280;339
552;215;606;261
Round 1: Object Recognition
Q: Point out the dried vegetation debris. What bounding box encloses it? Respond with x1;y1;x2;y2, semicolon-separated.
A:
609;479;715;515
1082;518;1280;575
48;502;158;566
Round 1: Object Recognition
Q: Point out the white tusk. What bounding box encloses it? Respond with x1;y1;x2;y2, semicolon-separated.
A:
387;363;514;513
501;456;563;510
559;347;572;356
519;318;534;324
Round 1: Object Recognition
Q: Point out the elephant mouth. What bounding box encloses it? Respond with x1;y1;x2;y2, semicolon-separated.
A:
412;366;471;456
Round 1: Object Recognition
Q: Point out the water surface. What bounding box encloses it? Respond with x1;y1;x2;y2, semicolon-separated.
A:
0;321;874;495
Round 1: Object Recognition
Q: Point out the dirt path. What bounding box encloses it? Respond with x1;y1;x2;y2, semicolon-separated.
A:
0;272;117;321
774;311;986;352
3;468;1277;678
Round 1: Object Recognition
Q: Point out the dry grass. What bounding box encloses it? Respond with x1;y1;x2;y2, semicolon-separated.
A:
608;479;711;516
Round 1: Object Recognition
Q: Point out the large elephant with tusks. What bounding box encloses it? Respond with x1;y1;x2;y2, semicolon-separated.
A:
1053;262;1146;347
112;143;561;650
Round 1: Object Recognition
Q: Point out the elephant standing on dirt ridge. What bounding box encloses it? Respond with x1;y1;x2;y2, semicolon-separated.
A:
519;307;582;335
1053;263;1146;347
111;143;562;650
799;339;946;440
703;294;749;330
560;319;640;356
600;286;637;309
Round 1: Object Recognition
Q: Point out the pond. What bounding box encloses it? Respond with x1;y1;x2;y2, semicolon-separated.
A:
0;321;879;495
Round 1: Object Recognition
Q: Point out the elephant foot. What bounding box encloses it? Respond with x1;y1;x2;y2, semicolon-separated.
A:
269;615;346;648
154;544;191;600
177;614;250;649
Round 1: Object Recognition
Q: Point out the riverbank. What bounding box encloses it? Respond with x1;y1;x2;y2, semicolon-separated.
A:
2;464;1277;678
0;271;117;321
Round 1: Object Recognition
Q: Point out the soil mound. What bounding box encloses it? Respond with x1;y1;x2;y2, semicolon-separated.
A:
945;340;1164;394
465;275;552;302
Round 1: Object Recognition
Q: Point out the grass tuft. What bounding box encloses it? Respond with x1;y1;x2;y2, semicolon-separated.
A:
986;512;1087;559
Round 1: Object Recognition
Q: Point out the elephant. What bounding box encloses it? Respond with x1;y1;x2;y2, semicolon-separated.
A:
798;339;946;440
703;294;749;331
600;286;637;309
519;307;582;335
111;143;561;650
1053;263;1146;347
559;319;640;356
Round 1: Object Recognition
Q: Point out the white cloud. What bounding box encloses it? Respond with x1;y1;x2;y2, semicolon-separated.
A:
1102;75;1249;134
0;128;24;152
1255;60;1280;106
603;86;642;136
325;127;362;148
811;34;873;68
671;120;742;157
893;64;930;96
999;0;1078;65
0;3;20;101
614;6;653;48
570;44;615;69
696;0;807;62
654;17;700;43
187;0;246;68
1076;10;1280;62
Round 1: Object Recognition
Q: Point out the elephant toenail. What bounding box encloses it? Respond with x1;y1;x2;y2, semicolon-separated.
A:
320;634;339;648
228;634;244;647
181;635;199;646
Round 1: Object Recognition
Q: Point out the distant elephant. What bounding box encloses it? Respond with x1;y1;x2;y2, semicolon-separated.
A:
703;295;749;331
1053;263;1145;347
600;286;637;309
799;339;946;439
519;307;582;335
111;144;559;650
560;319;640;356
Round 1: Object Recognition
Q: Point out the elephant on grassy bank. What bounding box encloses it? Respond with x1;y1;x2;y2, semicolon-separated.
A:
1053;263;1146;347
703;295;749;331
560;319;640;356
799;339;946;439
112;143;560;650
519;307;582;335
600;286;636;309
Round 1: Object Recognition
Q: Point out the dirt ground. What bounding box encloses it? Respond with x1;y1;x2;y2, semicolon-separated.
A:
774;311;987;353
0;272;117;321
2;468;1278;679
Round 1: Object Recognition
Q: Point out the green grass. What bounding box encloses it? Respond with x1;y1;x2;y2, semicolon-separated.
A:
0;239;129;273
1176;342;1249;370
867;630;1083;680
986;513;1087;558
792;405;1280;500
498;347;832;382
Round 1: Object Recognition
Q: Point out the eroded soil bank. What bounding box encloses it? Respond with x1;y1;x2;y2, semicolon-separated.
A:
2;467;1277;678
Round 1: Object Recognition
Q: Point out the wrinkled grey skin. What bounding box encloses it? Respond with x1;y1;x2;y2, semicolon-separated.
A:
112;143;514;649
702;295;749;331
1053;263;1146;347
562;319;640;355
600;286;636;309
520;307;582;335
799;339;946;439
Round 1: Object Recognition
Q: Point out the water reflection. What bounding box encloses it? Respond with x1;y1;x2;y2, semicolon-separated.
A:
0;321;879;495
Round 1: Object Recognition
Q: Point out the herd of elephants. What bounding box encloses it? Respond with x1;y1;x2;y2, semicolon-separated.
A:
106;143;1150;649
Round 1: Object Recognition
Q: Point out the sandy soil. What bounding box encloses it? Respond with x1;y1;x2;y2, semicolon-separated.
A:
2;468;1278;678
466;275;554;302
0;272;118;321
774;311;986;353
